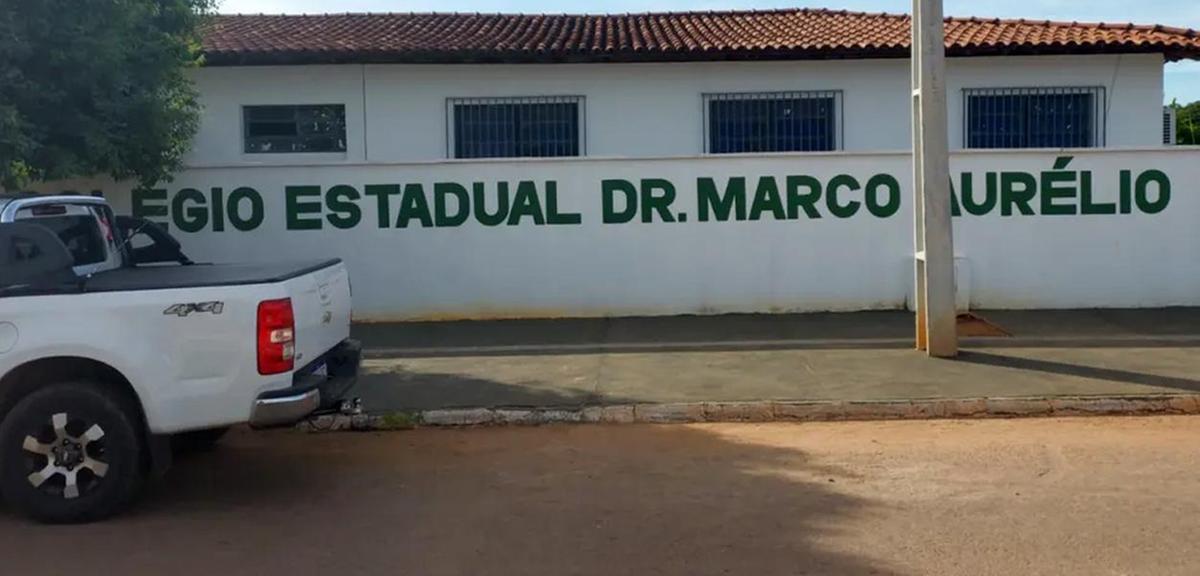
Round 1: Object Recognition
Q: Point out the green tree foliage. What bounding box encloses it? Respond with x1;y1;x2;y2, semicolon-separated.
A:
0;0;214;190
1175;101;1200;146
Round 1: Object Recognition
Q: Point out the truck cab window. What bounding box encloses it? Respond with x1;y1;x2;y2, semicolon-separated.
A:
15;205;114;267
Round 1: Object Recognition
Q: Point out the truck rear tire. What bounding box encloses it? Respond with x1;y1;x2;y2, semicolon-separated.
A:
0;381;145;524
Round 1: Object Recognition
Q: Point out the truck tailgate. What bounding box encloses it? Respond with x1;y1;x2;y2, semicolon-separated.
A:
283;261;352;370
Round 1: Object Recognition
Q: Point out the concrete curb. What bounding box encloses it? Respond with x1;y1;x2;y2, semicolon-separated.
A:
304;394;1200;431
362;334;1200;359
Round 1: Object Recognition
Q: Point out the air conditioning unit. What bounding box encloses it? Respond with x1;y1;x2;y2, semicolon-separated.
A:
1164;106;1177;145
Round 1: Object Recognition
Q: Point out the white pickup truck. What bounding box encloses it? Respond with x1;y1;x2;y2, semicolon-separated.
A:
0;194;361;523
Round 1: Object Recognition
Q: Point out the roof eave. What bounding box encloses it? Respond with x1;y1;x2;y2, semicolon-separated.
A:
200;44;1196;66
200;47;914;66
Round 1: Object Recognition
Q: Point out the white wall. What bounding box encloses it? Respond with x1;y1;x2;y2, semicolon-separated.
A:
185;54;1165;167
188;65;370;166
946;54;1164;149
69;147;1200;320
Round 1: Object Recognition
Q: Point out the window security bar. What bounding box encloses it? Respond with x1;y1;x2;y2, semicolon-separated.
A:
963;86;1106;149
447;96;585;159
703;90;843;154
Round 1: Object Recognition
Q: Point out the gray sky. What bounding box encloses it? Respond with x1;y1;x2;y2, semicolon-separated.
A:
216;0;1200;103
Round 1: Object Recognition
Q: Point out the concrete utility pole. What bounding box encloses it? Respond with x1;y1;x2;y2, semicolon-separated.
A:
911;0;958;357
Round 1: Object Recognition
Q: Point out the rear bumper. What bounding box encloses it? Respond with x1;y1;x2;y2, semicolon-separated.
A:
249;387;322;428
249;338;362;428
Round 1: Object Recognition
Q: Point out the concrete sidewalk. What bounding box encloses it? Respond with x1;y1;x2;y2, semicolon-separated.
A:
354;308;1200;357
348;308;1200;422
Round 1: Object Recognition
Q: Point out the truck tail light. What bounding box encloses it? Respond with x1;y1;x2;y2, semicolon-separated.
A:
257;298;295;375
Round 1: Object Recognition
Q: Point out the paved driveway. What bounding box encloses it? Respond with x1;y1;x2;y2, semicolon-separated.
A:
2;417;1199;575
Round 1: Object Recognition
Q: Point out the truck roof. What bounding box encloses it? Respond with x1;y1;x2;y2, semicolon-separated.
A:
0;193;53;213
0;193;26;206
0;194;109;222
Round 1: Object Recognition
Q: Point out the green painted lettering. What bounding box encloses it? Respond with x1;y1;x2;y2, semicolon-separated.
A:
1000;172;1036;216
1039;157;1078;216
364;184;401;228
475;182;509;226
326;185;362;229
227;187;264;231
1135;169;1171;214
825;175;860;219
434;182;470;227
640;179;676;223
864;174;901;218
749;177;786;221
1119;170;1133;214
210;188;225;232
545;182;582;225
697;177;746;222
602;179;638;224
1080;171;1115;215
396;183;433;228
131;188;168;226
785;175;822;219
286;186;323;230
949;182;962;217
957;172;997;216
172;188;208;233
507;181;545;226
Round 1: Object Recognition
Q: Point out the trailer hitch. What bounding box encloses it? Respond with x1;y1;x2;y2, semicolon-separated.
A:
308;397;363;419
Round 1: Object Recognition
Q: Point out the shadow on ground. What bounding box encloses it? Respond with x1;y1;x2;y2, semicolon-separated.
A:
0;421;904;576
355;311;916;357
353;364;625;411
956;351;1200;394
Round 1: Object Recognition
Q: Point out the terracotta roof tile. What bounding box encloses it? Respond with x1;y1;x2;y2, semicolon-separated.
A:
200;8;1200;66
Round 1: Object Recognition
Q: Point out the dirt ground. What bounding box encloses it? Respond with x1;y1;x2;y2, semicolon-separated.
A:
2;417;1199;575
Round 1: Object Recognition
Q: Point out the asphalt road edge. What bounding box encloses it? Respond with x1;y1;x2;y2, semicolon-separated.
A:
304;394;1200;431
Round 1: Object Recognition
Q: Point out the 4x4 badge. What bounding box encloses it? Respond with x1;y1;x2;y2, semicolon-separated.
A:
163;302;225;317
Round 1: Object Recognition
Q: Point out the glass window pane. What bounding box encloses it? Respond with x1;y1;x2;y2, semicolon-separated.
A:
707;93;837;154
451;98;581;159
966;89;1098;150
244;105;346;154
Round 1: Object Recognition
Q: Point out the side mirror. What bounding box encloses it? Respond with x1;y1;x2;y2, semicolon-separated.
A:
114;216;193;266
0;222;78;292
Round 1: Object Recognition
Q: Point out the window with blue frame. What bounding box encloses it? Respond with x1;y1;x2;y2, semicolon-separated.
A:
449;96;584;159
705;91;842;154
964;87;1105;149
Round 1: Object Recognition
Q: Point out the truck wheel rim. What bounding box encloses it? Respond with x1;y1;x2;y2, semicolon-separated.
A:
21;413;108;500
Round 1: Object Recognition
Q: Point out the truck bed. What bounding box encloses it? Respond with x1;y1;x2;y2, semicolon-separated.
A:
82;260;342;293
